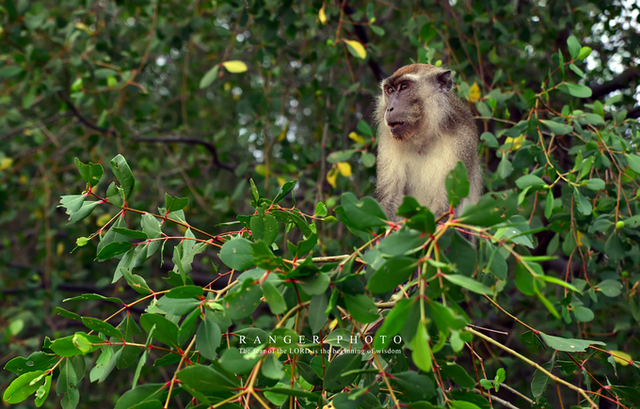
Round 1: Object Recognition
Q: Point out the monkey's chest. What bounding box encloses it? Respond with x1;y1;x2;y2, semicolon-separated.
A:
403;147;455;212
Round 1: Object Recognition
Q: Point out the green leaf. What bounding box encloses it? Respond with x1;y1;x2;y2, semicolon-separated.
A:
370;24;385;36
4;352;57;374
411;322;432;372
538;275;581;293
96;241;133;261
176;364;239;393
57;357;81;409
577;46;592;60
296;233;318;258
327;149;356;163
111;228;148;240
74;158;103;187
249;178;260;204
558;83;592;98
164;193;189;213
261;281;286;314
597;279;622;297
574;112;605;126
199;65;220;89
297;362;322;386
335;192;387;232
573;306;594;322
0;66;24;78
573;189;592;215
308;294;328;333
392;372;436;401
63;293;124;304
515;262;535;296
119;268;153;295
34;374;51;407
397;197;436;234
60;199;101;224
140;313;179;348
566;36;581;59
440;362;475;388
515;174;547;189
156;296;200;316
109;155;135;201
50;333;103;356
357;120;374;136
445;161;470;207
373;299;413;350
95;68;117;79
223;282;262;319
368;257;416;293
219;348;260;375
314;202;328;217
324;353;361;391
539;119;572;135
251;240;283;269
497;155;513;179
557;49;565;78
344;293;379;323
261;354;284;379
361;151;376;167
449;401;481;409
569;63;585;78
129;324;152;387
3;370;46;404
81;317;124;339
626;154;640;173
272;179;296;204
480;132;499;148
196;310;222;360
250;212;278;246
460;191;517;227
442;274;492;295
538;332;605;352
219;237;255;271
585;178;605;191
430;302;467;333
178;310;199;346
114;384;164;409
376;229;424;256
59;195;86;214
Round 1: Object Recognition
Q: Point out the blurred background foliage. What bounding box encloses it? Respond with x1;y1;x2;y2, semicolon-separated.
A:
1;0;640;407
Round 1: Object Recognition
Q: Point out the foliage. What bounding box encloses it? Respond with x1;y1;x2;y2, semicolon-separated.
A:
2;1;640;409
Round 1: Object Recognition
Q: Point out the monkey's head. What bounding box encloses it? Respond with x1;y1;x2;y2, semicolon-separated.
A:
377;64;454;142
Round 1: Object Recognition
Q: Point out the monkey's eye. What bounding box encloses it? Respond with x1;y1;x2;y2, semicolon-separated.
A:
387;87;394;94
399;83;408;91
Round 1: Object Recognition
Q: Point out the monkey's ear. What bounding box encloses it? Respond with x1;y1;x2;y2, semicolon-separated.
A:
436;70;453;93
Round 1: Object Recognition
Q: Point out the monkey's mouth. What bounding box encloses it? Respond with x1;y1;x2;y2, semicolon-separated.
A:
388;122;407;136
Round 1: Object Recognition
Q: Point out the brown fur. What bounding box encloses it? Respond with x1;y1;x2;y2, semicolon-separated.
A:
375;64;482;222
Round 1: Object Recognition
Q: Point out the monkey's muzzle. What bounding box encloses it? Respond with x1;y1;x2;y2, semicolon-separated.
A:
388;122;407;138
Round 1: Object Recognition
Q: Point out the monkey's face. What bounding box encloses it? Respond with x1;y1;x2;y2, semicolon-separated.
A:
382;80;422;140
379;64;453;141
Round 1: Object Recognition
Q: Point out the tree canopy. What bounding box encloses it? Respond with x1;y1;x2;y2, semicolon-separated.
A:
2;1;640;409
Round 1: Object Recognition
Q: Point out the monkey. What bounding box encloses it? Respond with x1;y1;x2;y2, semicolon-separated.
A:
375;63;482;225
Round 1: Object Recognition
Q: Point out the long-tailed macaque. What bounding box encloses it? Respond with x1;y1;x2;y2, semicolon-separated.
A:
375;64;482;223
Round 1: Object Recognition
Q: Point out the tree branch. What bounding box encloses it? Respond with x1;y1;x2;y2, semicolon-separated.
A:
339;0;387;81
131;136;235;171
589;67;640;100
0;112;74;141
604;105;640;120
57;91;117;136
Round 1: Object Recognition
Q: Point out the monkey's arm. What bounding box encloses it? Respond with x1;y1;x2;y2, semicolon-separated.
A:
375;158;406;221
